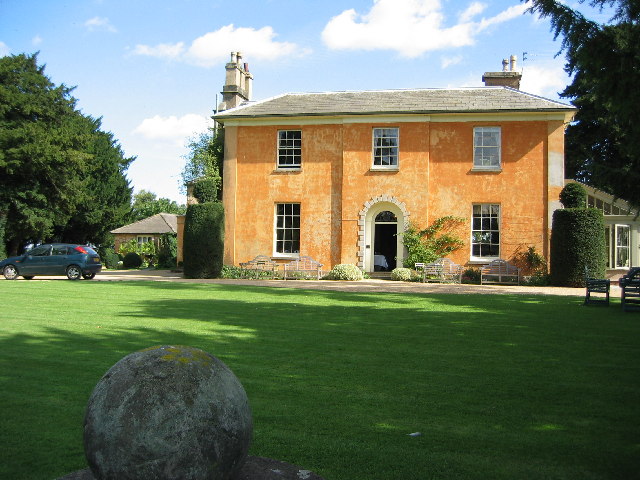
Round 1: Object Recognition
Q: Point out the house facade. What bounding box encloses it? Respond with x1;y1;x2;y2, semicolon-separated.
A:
213;55;576;273
110;213;178;253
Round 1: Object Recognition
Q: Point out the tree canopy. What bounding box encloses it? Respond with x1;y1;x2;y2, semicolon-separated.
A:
0;53;133;255
180;126;223;200
130;190;186;222
526;0;640;206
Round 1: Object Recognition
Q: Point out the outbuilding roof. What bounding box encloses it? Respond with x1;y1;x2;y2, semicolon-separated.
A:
110;213;178;235
214;86;575;121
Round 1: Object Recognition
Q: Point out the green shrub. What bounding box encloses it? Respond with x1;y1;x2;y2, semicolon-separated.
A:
192;178;219;204
461;267;481;284
183;203;224;278
559;182;587;208
325;264;364;281
550;208;606;287
97;246;120;269
122;252;143;269
156;233;178;269
0;212;7;260
401;217;465;268
391;267;412;281
221;265;245;279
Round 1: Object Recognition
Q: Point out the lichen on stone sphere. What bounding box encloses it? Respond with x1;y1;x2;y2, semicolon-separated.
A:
83;345;252;480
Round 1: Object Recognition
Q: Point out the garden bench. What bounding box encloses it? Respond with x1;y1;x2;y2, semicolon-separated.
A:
283;256;323;280
416;258;463;283
620;267;640;312
480;259;520;285
584;266;610;305
239;255;279;279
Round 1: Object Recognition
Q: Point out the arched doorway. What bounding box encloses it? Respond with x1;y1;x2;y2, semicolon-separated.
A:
363;201;405;273
374;211;398;271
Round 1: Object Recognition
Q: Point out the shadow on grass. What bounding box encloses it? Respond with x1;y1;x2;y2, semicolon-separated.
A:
0;281;638;480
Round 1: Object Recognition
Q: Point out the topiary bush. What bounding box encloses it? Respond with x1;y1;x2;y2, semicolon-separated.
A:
156;233;178;269
550;208;606;287
192;178;220;204
183;203;224;278
325;264;364;281
391;267;412;281
559;182;587;208
98;246;121;269
122;252;143;269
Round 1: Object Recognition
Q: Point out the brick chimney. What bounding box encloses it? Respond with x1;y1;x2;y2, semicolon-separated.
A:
219;52;253;111
482;54;521;89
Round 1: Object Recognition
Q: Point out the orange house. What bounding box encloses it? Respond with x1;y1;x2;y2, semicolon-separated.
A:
214;57;576;273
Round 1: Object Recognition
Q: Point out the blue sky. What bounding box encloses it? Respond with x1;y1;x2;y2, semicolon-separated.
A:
1;0;613;204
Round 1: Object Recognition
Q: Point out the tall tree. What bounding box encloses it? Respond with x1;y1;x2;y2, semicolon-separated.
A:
526;0;640;207
0;53;133;255
130;190;185;222
180;126;223;200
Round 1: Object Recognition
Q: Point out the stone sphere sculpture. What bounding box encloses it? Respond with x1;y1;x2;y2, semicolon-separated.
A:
83;345;252;480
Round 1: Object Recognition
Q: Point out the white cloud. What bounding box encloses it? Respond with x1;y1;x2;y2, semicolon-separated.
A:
132;114;211;144
32;35;43;46
459;2;486;23
0;41;9;57
84;16;117;33
132;42;186;60
132;24;307;67
520;62;569;99
441;55;463;68
321;0;528;57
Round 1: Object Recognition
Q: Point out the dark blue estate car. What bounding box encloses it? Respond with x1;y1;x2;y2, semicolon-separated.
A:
0;243;102;280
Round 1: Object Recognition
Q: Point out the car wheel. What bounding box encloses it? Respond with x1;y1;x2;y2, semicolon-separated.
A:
3;265;19;280
66;265;82;280
82;272;96;280
22;276;34;280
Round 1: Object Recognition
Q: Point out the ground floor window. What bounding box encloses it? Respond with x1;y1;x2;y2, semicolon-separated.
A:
471;204;500;259
605;224;630;268
275;203;300;255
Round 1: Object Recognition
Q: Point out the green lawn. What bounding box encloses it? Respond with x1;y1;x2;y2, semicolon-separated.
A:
0;280;638;480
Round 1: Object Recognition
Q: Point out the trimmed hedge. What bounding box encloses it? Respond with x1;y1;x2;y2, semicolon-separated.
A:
183;202;224;278
559;182;587;208
549;208;606;287
192;178;219;204
122;252;143;269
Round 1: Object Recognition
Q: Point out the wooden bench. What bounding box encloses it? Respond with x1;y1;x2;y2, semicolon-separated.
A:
283;256;323;280
416;258;463;283
480;259;520;285
239;255;279;279
584;266;610;305
620;267;640;312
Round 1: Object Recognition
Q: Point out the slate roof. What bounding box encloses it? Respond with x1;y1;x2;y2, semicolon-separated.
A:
110;213;178;235
214;87;575;120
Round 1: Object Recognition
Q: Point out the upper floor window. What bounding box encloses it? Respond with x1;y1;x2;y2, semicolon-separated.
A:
275;203;300;255
473;127;501;170
137;236;153;245
471;204;500;259
373;128;399;168
277;130;301;169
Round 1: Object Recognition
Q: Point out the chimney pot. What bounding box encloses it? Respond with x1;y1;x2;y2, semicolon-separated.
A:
502;59;509;72
510;54;517;71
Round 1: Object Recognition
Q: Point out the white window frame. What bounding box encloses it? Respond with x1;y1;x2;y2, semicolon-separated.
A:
470;204;501;261
473;126;501;170
274;203;301;257
137;236;153;245
277;130;302;169
614;224;630;268
372;127;399;169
